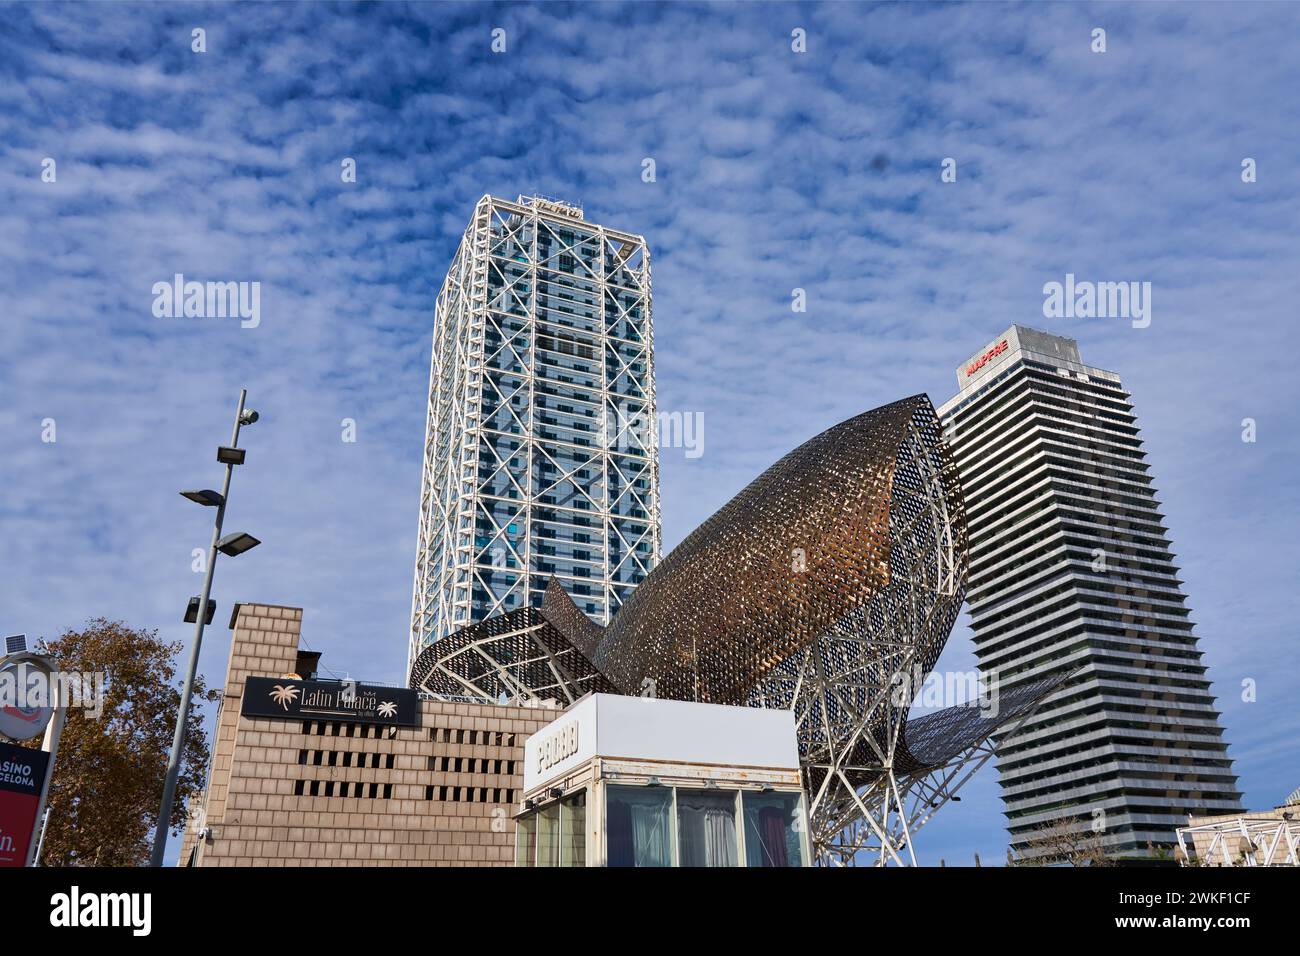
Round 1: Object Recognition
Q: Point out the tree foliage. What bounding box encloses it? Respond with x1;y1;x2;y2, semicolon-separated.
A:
27;619;216;866
1008;815;1115;867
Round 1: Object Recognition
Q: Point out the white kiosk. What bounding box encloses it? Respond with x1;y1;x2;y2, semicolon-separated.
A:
516;694;809;867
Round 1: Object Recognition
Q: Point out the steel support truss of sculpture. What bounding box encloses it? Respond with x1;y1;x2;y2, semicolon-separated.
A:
411;394;1070;865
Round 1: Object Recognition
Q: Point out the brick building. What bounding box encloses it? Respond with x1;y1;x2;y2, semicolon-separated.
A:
179;602;555;866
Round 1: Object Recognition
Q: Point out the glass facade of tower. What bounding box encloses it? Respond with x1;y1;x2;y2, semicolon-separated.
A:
939;325;1241;860
410;195;659;672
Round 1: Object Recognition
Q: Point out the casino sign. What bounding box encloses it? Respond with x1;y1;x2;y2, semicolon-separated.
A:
0;740;50;867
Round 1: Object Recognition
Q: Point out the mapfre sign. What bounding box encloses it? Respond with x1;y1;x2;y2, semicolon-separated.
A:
965;339;1009;377
240;677;419;727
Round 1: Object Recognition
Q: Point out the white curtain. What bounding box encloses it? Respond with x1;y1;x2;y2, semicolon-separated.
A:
702;807;737;866
630;804;670;866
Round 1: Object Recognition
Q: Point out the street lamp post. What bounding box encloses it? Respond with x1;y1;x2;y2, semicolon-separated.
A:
150;388;260;867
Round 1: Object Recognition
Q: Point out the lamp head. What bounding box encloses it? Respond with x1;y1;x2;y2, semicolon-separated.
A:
216;531;261;557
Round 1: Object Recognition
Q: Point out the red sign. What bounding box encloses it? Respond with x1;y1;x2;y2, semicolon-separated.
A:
965;339;1009;377
0;740;50;867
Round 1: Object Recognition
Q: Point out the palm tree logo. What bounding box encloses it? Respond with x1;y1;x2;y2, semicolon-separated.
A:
269;684;300;710
377;701;397;718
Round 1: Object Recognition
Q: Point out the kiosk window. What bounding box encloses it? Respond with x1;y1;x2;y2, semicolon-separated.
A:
561;792;587;867
606;785;674;867
677;789;739;867
515;814;537;868
742;791;805;867
536;803;561;867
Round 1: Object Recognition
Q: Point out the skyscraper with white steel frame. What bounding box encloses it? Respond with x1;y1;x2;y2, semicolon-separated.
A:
939;325;1241;859
409;195;660;673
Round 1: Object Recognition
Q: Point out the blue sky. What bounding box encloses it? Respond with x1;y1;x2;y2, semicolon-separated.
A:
2;1;1297;865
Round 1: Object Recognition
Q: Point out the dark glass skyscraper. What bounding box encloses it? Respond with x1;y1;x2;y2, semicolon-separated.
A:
939;325;1241;859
